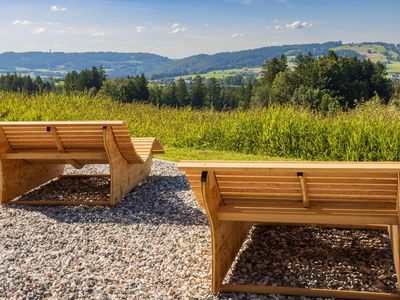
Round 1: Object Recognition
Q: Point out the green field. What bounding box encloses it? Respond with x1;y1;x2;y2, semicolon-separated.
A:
387;62;400;73
333;44;388;63
175;67;262;80
2;92;400;162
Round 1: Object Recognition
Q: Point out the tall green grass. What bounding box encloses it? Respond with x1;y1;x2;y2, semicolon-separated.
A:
1;92;400;161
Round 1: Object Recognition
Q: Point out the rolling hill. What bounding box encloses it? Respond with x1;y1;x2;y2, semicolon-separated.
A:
0;41;399;79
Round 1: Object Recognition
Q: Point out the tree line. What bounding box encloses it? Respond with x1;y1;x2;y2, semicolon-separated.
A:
0;74;53;94
0;51;397;111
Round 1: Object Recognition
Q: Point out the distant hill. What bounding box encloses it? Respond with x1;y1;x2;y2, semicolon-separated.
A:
0;41;399;79
0;52;171;78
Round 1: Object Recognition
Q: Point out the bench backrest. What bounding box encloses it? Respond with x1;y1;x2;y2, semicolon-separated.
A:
0;121;145;164
179;161;400;212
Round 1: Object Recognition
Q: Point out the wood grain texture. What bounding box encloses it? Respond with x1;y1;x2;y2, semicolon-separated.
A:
104;126;152;206
201;171;252;294
0;159;64;204
0;121;163;206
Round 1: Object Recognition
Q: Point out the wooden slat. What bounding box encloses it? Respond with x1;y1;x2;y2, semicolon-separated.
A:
298;173;309;208
10;200;110;206
1;152;108;160
179;160;400;172
51;126;83;169
0;121;125;126
217;206;397;225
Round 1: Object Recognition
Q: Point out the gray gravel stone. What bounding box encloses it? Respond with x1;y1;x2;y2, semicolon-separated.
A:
0;159;398;299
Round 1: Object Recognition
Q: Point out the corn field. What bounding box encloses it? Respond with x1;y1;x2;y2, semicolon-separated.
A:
1;92;400;161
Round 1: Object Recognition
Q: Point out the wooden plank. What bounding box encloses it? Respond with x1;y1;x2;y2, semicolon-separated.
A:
178;160;400;172
51;126;83;169
1;152;108;160
201;171;252;294
60;174;110;178
217;208;397;225
219;284;400;299
10;200;110;206
307;182;398;190
0;121;125;126
0;160;64;204
298;173;309;208
218;182;302;188
308;189;396;196
104;126;152;206
219;187;302;193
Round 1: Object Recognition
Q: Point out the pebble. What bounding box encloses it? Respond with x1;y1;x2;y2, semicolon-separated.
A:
0;159;398;299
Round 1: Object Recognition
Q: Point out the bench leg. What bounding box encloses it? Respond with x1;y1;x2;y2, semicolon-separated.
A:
211;220;252;294
390;225;400;289
0;159;64;205
201;170;253;294
104;127;152;206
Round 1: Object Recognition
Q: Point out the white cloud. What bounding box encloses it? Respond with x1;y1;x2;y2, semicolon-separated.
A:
45;22;59;26
285;20;312;30
169;23;187;34
33;27;45;34
274;25;281;30
12;20;31;26
66;26;75;30
91;31;105;36
136;26;146;33
50;5;67;12
205;23;208;28
232;32;245;38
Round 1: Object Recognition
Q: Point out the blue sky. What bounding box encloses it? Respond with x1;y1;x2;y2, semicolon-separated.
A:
0;0;399;58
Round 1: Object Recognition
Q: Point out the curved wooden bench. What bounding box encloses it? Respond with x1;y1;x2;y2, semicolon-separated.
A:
0;121;164;206
178;160;400;300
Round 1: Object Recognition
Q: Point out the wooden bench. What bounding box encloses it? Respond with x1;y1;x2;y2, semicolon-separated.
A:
0;121;164;206
178;161;400;300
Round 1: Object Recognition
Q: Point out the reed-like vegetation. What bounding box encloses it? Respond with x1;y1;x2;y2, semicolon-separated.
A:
1;91;400;161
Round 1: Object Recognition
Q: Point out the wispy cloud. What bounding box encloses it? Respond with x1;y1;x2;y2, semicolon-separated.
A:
33;27;45;34
243;0;252;5
232;32;245;38
12;20;31;26
169;23;187;34
50;5;67;12
91;31;106;36
136;26;146;33
45;22;59;26
285;20;312;29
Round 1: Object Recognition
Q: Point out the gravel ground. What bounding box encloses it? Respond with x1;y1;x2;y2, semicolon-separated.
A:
0;159;398;299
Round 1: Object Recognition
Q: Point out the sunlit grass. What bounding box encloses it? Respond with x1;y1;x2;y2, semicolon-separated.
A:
1;91;400;161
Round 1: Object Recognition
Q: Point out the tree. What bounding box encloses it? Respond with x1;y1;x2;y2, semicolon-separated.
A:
190;75;205;108
149;84;163;107
237;81;252;110
206;78;222;110
175;78;189;106
260;54;288;86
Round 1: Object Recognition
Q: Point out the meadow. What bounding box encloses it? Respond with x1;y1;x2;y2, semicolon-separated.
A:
1;91;400;161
